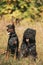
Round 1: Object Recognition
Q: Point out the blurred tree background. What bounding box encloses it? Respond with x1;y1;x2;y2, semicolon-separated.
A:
0;0;43;20
0;1;43;65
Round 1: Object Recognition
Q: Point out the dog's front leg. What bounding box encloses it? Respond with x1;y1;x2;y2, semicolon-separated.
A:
5;51;10;61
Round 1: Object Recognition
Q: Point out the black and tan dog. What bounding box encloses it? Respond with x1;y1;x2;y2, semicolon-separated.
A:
6;23;19;60
20;28;37;61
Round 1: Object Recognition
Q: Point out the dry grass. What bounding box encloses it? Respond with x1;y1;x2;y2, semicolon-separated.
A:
0;16;43;65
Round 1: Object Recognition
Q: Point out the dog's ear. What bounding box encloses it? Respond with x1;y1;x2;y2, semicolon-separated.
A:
12;20;14;24
11;16;15;24
11;17;15;29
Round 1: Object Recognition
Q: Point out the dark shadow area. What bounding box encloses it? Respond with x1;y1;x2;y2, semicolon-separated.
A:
30;15;35;20
26;1;31;7
35;0;43;7
0;1;6;5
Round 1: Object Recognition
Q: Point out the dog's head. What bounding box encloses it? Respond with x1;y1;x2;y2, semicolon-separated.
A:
6;24;15;35
23;28;36;43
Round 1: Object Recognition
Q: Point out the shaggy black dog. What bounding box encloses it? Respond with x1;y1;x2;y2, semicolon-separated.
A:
6;23;19;59
20;28;37;60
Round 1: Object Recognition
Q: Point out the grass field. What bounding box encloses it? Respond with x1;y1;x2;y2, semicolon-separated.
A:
0;16;43;65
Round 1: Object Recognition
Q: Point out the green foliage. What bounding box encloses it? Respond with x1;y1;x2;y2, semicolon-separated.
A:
0;0;43;20
35;0;43;7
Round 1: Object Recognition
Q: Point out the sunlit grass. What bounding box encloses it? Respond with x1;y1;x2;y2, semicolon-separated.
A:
0;18;43;65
